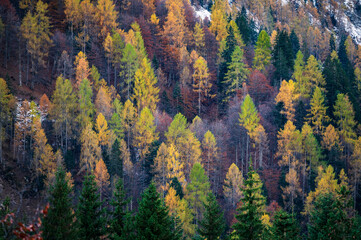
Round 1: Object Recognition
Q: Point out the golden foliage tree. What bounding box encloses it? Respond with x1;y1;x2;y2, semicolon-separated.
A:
153;143;185;196
96;0;118;40
275;80;299;121
95;86;112;120
94;158;110;201
95;113;110;148
122;99;137;149
132;58;159;112
74;51;90;88
223;163;243;207
79;124;102;173
20;0;52;86
193;56;212;116
133;107;159;166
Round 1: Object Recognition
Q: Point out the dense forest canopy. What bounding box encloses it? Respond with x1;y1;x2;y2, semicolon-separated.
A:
1;0;361;239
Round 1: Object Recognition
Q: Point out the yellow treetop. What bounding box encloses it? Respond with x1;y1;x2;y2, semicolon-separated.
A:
223;163;243;207
275;80;299;122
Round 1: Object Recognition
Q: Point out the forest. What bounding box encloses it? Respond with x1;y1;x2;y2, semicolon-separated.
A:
1;0;361;239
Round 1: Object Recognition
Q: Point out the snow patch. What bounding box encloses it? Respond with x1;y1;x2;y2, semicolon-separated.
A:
192;6;211;21
341;15;361;44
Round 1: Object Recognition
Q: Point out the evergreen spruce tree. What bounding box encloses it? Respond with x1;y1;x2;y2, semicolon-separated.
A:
110;139;122;177
308;192;353;239
272;30;294;85
42;168;76;240
271;210;299;240
198;192;225;240
109;179;128;239
232;163;266;240
135;182;181;240
170;177;184;199
77;174;105;240
218;24;237;114
290;30;300;57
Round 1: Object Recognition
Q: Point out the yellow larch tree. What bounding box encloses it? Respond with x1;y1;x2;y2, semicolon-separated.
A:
122;99;137;149
201;130;218;190
95;113;110;148
223;163;243;207
132;107;159;166
275;80;299;122
132;58;159;112
74;51;90;88
33;118;56;186
193;56;212;116
94;158;110;201
304;165;345;215
96;0;118;40
79;123;102;173
209;0;229;42
95;86;112;120
163;0;188;49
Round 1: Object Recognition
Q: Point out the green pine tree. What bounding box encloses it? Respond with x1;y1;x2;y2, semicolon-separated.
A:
308;192;353;239
232;164;266;240
77;174;105;240
120;43;138;100
109;139;122;177
198;192;225;240
272;30;294;85
253;30;272;72
109;179;128;239
135;182;181;240
42;168;76;240
271;210;299;240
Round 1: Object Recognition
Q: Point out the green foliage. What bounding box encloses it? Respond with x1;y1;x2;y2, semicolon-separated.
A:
224;46;249;99
253;30;272;72
110;139;122;177
109;179;128;239
333;93;356;143
232;164;266;240
272;30;294;85
170;177;184;199
77;78;94;130
77;174;105;240
120;43;138;100
42;168;76;240
186;162;211;226
109;113;124;140
135;182;181;240
308;192;355;239
271;210;299;240
198;192;225;240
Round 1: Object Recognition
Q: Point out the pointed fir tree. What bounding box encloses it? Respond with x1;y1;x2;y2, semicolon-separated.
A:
110;139;122;177
77;174;105;240
135;182;181;240
272;30;294;85
307;192;354;239
232;163;266;240
42;168;77;240
271;209;300;240
198;192;225;240
109;178;128;239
